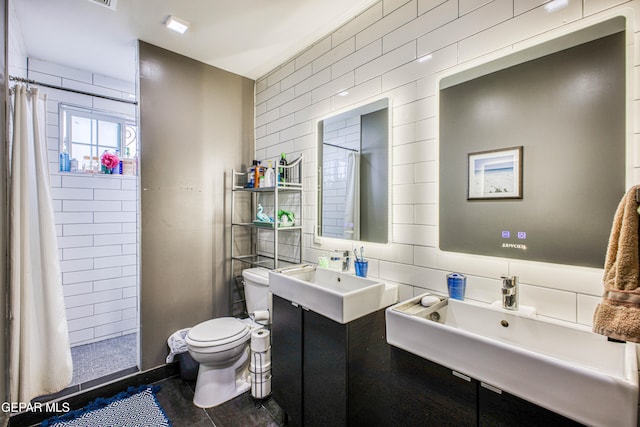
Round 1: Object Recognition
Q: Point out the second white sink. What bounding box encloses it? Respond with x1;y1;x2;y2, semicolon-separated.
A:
386;295;638;427
269;265;398;324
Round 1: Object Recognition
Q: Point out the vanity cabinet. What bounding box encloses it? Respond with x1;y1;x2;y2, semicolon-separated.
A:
272;294;390;427
271;294;303;425
390;347;583;427
478;384;583;427
390;347;477;426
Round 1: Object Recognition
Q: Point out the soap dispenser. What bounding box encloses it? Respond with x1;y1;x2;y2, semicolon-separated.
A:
265;161;275;187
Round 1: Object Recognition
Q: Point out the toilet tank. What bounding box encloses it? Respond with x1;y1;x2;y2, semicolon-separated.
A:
242;267;270;314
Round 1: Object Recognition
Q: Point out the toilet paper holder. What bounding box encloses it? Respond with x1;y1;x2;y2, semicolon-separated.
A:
250;309;270;326
250;328;272;400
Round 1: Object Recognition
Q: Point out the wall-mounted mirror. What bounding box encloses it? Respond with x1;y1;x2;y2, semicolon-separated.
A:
439;18;626;268
317;98;389;244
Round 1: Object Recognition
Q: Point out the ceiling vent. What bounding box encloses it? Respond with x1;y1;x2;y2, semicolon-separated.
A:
88;0;117;11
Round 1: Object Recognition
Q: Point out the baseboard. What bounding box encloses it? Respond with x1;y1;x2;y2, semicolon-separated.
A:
8;363;179;427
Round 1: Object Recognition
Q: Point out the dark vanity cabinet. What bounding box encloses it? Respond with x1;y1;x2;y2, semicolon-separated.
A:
478;384;583;427
390;347;478;426
271;294;303;425
273;294;585;427
390;347;584;427
272;294;390;427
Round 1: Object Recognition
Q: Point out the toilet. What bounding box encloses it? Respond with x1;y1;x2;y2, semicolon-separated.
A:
242;267;272;318
186;267;270;408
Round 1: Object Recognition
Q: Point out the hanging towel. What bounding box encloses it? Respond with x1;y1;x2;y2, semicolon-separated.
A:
593;185;640;342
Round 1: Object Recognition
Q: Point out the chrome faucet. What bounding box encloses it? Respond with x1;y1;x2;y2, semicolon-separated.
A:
342;250;351;272
501;275;518;311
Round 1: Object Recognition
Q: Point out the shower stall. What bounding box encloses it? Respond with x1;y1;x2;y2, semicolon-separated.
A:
7;55;140;397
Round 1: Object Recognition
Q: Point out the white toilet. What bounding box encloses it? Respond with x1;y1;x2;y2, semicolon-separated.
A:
186;267;270;408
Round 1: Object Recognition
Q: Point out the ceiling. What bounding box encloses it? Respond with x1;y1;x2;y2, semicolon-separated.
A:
11;0;378;82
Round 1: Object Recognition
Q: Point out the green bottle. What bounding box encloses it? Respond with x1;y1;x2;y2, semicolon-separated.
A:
278;152;288;182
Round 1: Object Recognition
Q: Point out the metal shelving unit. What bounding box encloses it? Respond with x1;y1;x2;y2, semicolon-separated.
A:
230;155;303;314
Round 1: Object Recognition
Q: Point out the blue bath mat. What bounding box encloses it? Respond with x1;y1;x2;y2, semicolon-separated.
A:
41;385;171;427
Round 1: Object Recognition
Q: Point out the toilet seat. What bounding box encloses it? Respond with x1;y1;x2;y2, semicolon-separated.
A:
186;317;251;351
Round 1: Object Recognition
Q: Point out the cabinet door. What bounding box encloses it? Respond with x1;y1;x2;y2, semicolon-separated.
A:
479;384;584;427
347;308;391;427
303;309;348;427
390;347;477;427
271;295;303;426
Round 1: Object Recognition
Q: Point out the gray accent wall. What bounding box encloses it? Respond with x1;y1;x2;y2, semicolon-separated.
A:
138;42;254;370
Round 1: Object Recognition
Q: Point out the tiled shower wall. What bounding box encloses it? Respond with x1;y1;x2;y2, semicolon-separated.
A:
11;53;139;346
255;0;640;326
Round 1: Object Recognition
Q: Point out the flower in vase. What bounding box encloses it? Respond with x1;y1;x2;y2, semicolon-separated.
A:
100;151;120;171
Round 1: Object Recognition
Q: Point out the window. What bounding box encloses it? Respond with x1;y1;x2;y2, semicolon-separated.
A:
60;105;137;172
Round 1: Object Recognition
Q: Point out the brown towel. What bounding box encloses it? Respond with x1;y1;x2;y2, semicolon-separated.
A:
593;185;640;342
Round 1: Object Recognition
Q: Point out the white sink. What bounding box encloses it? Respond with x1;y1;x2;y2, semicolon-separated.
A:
269;265;398;324
386;295;638;427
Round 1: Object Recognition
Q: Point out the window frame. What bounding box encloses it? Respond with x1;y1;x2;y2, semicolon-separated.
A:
60;104;137;163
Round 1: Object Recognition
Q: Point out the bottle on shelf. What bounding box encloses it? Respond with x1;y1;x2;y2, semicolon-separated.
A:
247;160;257;188
116;149;122;174
278;153;288;183
254;160;262;188
122;147;135;176
265;160;275;187
59;145;70;172
82;155;90;172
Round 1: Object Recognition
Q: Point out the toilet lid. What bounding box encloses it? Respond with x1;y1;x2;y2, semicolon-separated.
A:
187;317;250;347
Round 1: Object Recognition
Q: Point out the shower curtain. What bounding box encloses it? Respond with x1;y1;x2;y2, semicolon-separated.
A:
9;86;73;402
343;152;360;241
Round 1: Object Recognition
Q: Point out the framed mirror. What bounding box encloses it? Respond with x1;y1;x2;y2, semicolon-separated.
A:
317;98;390;244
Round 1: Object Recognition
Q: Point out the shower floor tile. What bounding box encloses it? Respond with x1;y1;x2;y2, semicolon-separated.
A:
70;333;138;386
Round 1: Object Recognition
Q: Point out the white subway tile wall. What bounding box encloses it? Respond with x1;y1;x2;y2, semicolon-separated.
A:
254;0;638;326
24;58;138;347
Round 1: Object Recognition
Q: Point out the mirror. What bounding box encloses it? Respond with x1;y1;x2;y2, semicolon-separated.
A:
438;21;626;268
317;98;389;244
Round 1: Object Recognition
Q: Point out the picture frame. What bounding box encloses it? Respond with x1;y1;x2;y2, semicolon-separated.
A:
468;146;523;200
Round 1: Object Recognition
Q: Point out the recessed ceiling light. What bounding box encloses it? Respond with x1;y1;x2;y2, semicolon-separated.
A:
417;54;433;63
337;91;349;97
164;15;190;34
544;0;568;12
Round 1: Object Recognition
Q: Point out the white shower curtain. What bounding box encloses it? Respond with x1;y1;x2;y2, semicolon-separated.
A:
9;86;73;402
343;152;360;241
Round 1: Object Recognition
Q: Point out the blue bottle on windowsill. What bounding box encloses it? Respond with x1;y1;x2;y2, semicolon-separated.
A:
59;151;70;172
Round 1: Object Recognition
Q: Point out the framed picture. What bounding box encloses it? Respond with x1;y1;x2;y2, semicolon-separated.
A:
468;146;523;200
